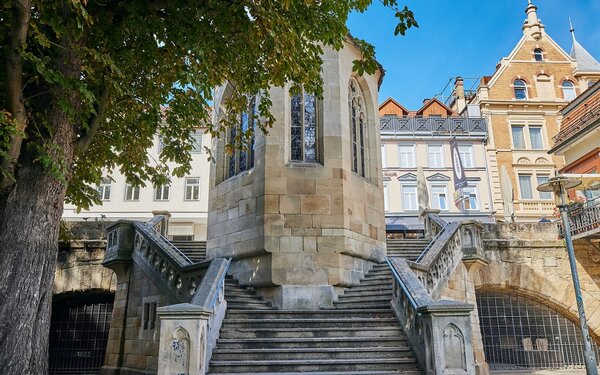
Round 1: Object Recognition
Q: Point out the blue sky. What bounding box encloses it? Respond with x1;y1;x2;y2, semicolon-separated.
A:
347;0;600;110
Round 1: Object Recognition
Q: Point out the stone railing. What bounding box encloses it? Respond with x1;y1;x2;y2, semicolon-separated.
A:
515;200;555;213
386;213;487;374
103;213;232;375
387;257;475;374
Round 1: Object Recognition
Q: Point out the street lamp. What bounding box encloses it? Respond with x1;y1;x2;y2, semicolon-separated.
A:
538;175;598;375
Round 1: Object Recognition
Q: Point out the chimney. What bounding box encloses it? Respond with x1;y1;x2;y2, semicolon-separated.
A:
452;76;467;114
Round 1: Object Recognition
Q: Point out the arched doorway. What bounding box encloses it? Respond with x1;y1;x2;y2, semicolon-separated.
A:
477;290;600;370
49;291;114;374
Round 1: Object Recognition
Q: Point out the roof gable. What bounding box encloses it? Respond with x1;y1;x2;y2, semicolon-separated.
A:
416;98;454;116
379;97;409;116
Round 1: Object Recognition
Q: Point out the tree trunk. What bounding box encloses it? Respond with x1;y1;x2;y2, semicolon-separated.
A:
0;154;67;374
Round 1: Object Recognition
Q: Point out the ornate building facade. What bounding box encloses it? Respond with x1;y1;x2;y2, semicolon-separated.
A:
471;1;600;222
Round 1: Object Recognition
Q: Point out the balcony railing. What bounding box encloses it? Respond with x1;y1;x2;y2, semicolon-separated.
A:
515;200;555;213
565;199;600;240
380;116;487;135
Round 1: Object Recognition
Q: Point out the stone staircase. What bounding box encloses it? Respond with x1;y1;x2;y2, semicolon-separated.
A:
171;240;206;263
386;238;429;260
207;258;424;374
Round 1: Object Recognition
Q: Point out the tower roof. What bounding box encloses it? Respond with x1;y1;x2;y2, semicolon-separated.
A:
569;21;600;72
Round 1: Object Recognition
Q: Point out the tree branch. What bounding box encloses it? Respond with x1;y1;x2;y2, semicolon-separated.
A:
1;0;32;192
75;87;109;153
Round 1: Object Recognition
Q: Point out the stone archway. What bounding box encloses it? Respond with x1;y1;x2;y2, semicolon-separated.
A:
473;258;600;339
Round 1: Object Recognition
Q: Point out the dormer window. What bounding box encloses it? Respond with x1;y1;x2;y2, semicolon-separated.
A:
534;48;544;61
514;79;528;100
562;80;576;101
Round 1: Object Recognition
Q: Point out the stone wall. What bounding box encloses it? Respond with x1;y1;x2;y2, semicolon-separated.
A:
206;41;385;309
54;221;116;295
103;261;169;375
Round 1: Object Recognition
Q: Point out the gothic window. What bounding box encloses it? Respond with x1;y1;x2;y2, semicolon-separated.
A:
291;89;319;162
349;78;368;178
533;48;544;61
227;95;257;179
562;80;576;101
514;79;528;100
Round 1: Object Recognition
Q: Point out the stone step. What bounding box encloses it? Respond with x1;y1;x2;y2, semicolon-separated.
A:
332;302;391;309
222;317;398;329
339;291;393;300
209;371;420;375
226;309;395;320
220;326;404;339
207;358;419;373
357;278;392;287
215;336;407;350
336;294;392;304
227;303;274;310
211;346;413;361
341;285;392;294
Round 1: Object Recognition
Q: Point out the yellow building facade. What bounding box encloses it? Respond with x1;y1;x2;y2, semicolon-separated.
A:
473;2;600;222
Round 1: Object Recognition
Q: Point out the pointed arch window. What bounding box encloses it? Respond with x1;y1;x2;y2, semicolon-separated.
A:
562;80;576;101
533;48;544;61
291;89;319;162
349;78;367;178
514;79;528;100
227;95;257;178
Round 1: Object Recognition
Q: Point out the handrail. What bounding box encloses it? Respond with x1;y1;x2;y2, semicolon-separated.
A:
415;224;447;263
385;257;418;310
143;221;193;264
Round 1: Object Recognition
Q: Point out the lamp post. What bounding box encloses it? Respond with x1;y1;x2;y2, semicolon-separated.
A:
538;176;598;375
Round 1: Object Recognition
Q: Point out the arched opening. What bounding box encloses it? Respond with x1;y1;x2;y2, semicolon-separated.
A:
477;290;600;370
49;291;114;374
562;80;577;101
533;48;544;62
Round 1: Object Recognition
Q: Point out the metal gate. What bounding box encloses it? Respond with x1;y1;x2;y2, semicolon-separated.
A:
49;292;114;374
477;291;600;370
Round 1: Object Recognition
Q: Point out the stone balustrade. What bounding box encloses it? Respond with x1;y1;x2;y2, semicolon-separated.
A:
103;214;232;375
386;212;487;374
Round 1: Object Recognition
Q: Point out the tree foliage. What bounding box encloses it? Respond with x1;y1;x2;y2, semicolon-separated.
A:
1;0;417;209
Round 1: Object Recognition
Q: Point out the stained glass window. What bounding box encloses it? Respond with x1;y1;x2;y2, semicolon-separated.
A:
290;89;318;162
226;95;257;179
349;78;368;178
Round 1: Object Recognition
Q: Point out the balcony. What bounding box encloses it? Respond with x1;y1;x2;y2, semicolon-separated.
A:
380;116;487;136
564;199;600;240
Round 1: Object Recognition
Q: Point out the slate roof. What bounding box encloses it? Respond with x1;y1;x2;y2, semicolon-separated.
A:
571;40;600;72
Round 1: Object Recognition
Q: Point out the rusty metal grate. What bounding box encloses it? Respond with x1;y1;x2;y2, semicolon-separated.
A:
477;291;600;370
49;294;113;374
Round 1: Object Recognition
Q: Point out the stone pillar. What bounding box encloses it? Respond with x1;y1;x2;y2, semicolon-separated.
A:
152;210;171;237
418;302;476;375
101;221;135;375
157;304;212;375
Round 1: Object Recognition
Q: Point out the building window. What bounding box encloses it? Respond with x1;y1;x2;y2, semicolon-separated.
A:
185;177;200;200
383;182;389;212
529;126;544;149
533;48;544;61
381;145;387;168
157;137;165;153
562;80;576;101
514;79;528;100
227;96;257;178
398;145;416;168
427;145;444;168
518;174;534;200
291;89;319;162
97;178;111;201
125;183;140;201
349;78;367;178
463;185;479;210
191;131;203;153
536;175;553;200
431;185;448;210
154;185;170;201
511;126;525;149
402;185;418;211
142;302;157;330
458;145;474;168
